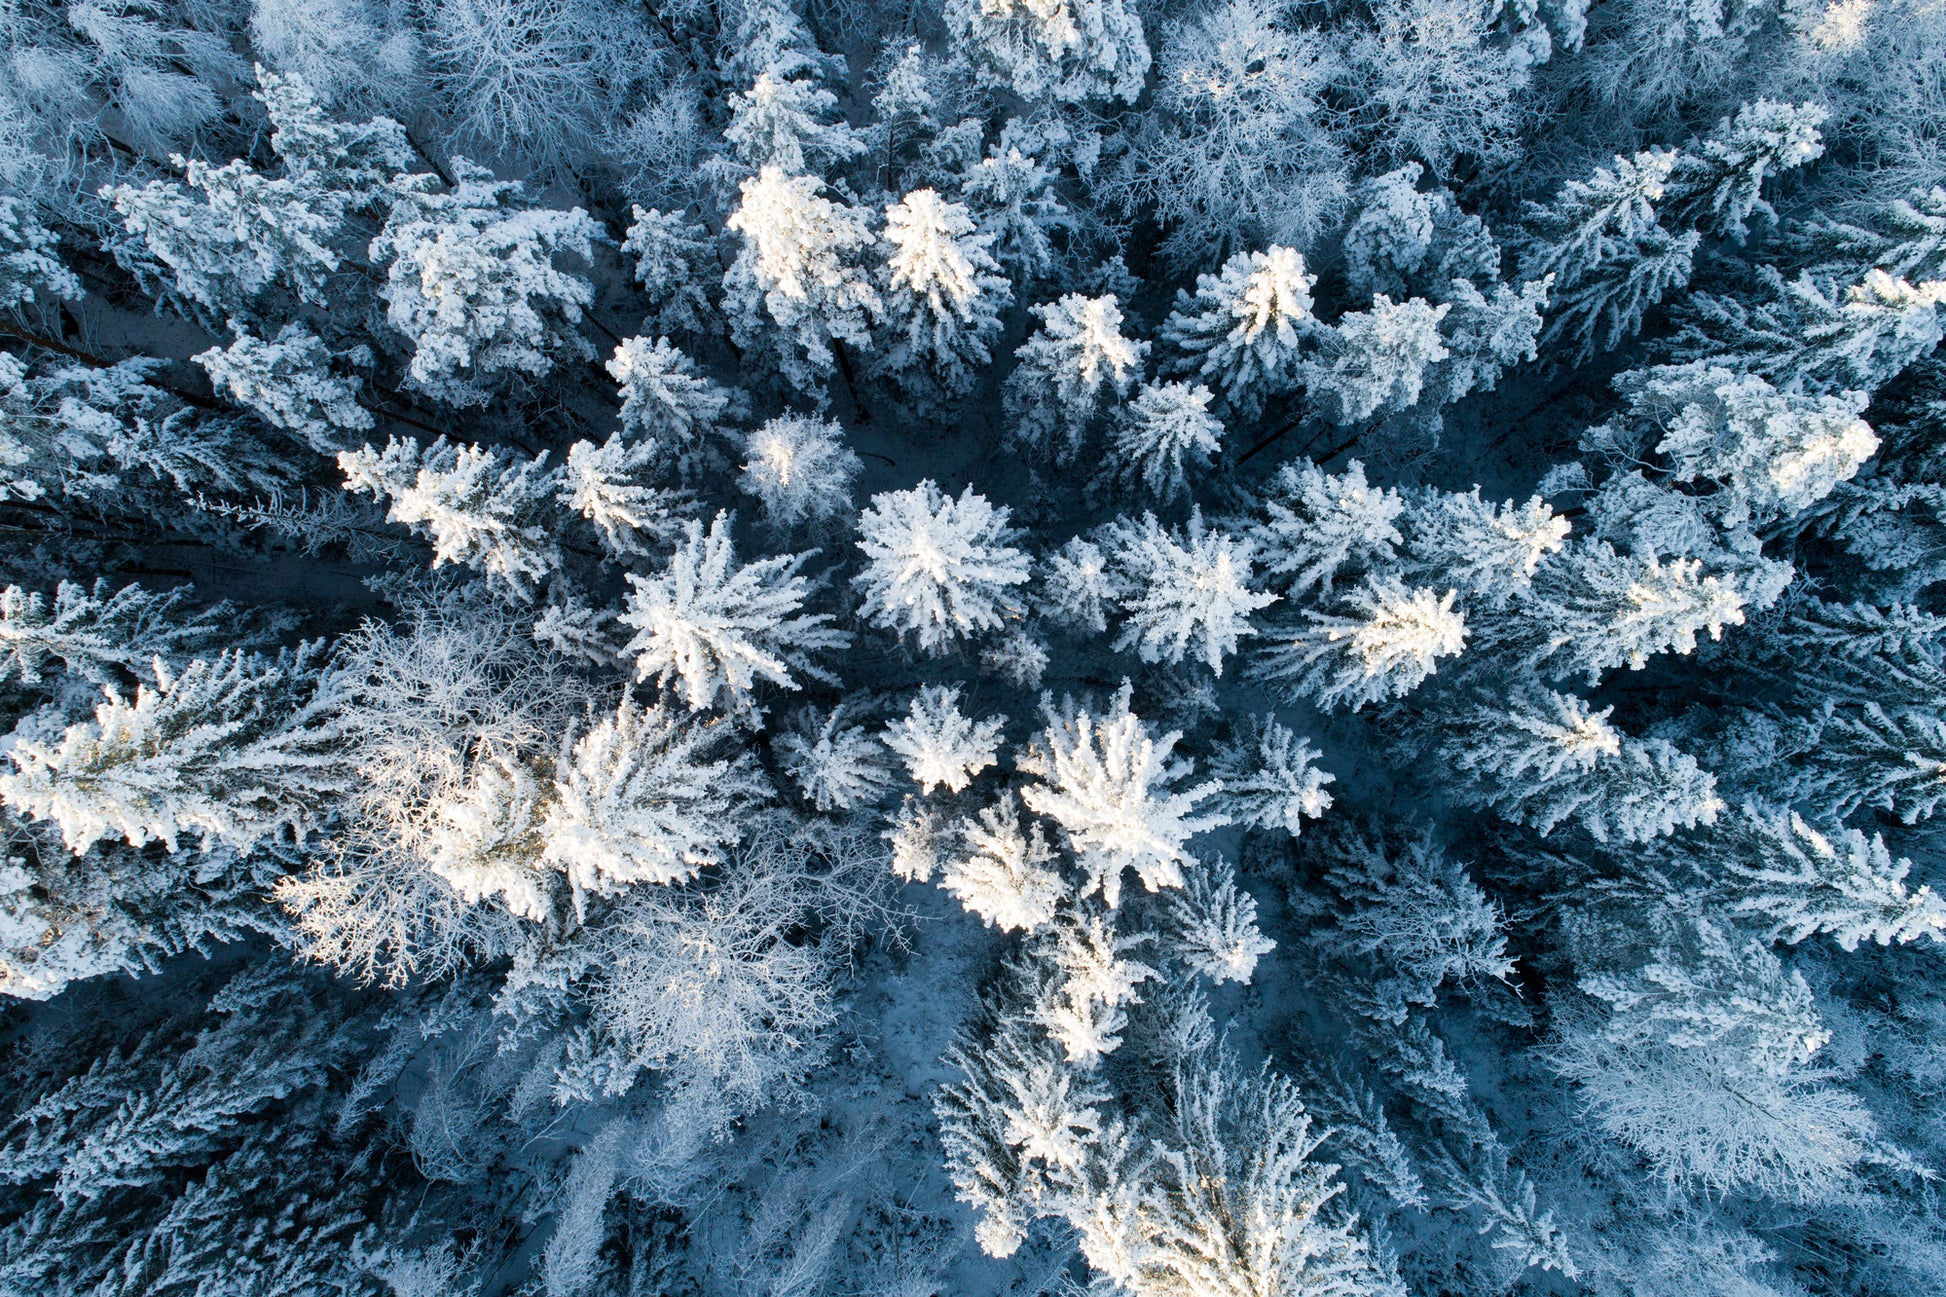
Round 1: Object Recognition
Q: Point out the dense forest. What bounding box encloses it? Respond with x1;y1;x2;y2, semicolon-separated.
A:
0;0;1942;1292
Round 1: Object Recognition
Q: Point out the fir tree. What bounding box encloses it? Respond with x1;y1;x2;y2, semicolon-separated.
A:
1257;577;1467;711
723;166;883;393
883;685;1006;795
619;512;849;720
879;188;1012;399
542;699;770;903
774;703;895;812
941;791;1066;932
194;323;372;455
0;646;349;856
1206;713;1335;836
1099;508;1278;675
370;160;601;405
737;413;861;529
1007;294;1149;459
1017;681;1226;906
1105;382;1223;501
1444;689;1726;843
1158;246;1316;416
606;335;734;458
852;480;1033;653
338;436;563;602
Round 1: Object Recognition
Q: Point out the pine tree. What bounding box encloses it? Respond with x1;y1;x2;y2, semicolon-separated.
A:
1034;912;1161;1065
621;207;716;340
540;699;769;904
722;68;868;176
1302;295;1452;423
559;435;688;558
723;166;883;393
852;480;1033;653
1164;856;1276;984
194;323;373;455
619;512;849;720
338;435;563;601
775;703;895;812
941;791;1066;932
1018;681;1226;906
1318;827;1514;1015
1515;149;1696;359
1099;508;1278;675
0;580;226;686
1106;382;1223;501
1719;807;1946;950
370;159;601;406
1424;275;1549;406
945;0;1151;104
1609;363;1878;528
419;748;554;919
1444;689;1725;843
606;336;734;458
879;188;1012;398
1158;246;1316;416
1342;166;1438;300
1207;713;1335;836
0;645;348;856
1785;703;1946;825
737;413;861;529
1257;577;1467;711
1672;267;1946;396
1250;458;1404;598
883;685;1006;795
1006;294;1149;459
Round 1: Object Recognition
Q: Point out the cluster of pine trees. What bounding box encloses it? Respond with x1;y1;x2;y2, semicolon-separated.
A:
0;0;1943;1292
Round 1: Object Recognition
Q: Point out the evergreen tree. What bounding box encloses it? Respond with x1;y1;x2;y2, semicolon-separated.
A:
1303;294;1452;423
724;166;884;393
1007;293;1149;458
883;685;1006;795
852;480;1033;653
606;335;734;464
0;645;349;856
942;791;1067;932
1104;382;1223;501
1207;713;1335;836
0;581;226;687
737;413;861;529
338;435;563;601
1443;689;1726;843
620;206;716;341
879;188;1012;399
1250;458;1404;598
1017;681;1226;906
194;323;372;455
1257;576;1467;711
619;512;849;720
540;697;774;899
1099;508;1278;675
370;159;602;406
1158;245;1316;416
